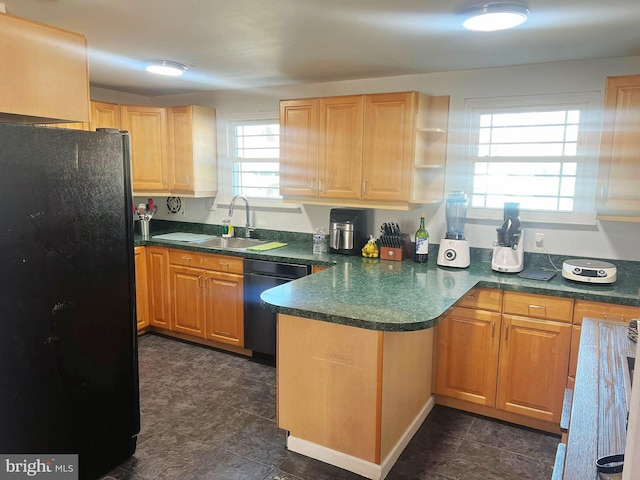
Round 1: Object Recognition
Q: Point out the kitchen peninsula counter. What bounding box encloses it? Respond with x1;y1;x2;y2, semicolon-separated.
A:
260;255;640;331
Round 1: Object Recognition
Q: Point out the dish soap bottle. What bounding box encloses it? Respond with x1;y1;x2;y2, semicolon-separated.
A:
414;213;429;263
222;218;234;238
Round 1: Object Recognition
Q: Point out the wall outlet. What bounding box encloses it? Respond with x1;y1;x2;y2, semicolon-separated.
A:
534;233;545;252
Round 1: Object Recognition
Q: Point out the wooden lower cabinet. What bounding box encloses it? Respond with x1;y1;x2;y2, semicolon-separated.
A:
496;315;571;424
435;289;572;430
146;247;171;329
134;246;149;331
170;265;206;337
435;307;501;407
567;300;640;387
205;271;244;347
167;251;244;348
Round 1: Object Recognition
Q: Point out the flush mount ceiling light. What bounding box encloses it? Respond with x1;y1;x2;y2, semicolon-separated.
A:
145;60;188;76
462;3;529;32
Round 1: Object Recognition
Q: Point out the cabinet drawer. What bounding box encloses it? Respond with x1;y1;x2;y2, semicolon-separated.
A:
503;291;573;323
169;249;205;267
200;254;243;274
573;300;640;325
455;288;502;312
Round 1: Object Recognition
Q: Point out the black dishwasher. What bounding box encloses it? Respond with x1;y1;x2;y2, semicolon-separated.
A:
244;259;310;357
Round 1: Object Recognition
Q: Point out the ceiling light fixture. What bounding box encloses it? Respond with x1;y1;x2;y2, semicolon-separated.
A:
462;3;529;32
145;60;188;76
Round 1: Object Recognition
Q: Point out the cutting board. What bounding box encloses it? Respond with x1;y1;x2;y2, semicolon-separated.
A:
151;232;217;242
246;242;288;251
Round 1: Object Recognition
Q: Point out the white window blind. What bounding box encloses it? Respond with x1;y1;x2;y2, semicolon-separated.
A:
228;119;281;199
465;94;600;223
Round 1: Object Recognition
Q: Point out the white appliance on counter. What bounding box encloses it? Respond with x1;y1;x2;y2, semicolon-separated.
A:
491;202;524;273
562;259;617;284
437;191;471;268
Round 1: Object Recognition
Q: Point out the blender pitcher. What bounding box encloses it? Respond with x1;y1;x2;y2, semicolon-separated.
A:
437;191;471;268
445;191;469;240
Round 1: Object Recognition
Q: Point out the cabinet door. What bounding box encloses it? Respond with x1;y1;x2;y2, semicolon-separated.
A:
167;105;218;197
121;105;168;192
168;106;195;193
597;75;640;217
435;307;501;406
0;13;89;123
279;99;319;197
91;101;121;130
362;92;416;202
134;246;149;331
204;271;244;347
170;265;206;338
318;95;364;199
146;247;171;329
496;315;571;424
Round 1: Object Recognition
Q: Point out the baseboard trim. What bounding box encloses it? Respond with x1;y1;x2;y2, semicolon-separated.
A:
287;395;435;480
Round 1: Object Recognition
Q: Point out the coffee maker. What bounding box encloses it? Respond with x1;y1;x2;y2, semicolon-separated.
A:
329;208;369;255
437;191;471;268
491;202;524;273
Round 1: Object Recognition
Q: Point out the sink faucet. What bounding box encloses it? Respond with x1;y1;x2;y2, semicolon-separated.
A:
228;195;253;238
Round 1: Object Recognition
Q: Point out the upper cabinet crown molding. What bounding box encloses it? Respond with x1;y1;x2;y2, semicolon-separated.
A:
279;91;449;210
596;74;640;222
0;13;90;124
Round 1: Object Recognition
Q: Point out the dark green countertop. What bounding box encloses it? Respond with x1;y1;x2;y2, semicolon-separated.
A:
136;230;640;332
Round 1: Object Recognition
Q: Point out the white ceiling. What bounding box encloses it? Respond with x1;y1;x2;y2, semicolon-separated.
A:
4;0;640;97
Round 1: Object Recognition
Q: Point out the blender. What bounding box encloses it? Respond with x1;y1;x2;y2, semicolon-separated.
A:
437;191;471;268
491;202;524;273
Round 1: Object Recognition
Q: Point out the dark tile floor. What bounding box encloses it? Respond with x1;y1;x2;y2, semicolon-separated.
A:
101;334;559;480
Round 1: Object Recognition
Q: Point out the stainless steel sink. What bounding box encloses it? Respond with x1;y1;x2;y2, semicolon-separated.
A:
193;237;268;250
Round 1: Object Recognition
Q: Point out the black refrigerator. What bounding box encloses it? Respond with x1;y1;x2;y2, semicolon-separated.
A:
0;123;140;479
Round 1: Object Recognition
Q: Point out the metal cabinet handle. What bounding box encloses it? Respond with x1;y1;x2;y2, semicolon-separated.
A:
603;314;624;322
362;180;367;194
198;275;203;288
491;321;496;338
467;294;475;299
528;304;547;316
505;323;510;340
319;178;324;193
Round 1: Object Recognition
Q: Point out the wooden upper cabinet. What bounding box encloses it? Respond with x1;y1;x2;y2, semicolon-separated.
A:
318;96;364;199
597;75;640;219
167;105;217;197
91;101;121;130
121;105;169;193
279;91;449;208
280;99;319;197
0;13;89;124
362;92;416;202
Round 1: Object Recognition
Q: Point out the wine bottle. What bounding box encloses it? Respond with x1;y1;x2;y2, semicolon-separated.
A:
414;212;429;263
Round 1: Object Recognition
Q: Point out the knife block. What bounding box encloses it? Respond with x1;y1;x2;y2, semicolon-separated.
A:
380;246;404;261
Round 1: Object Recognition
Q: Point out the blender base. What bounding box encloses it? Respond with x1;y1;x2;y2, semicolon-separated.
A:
437;239;470;268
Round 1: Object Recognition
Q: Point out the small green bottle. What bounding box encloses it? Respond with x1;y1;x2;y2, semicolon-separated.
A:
414;212;429;263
